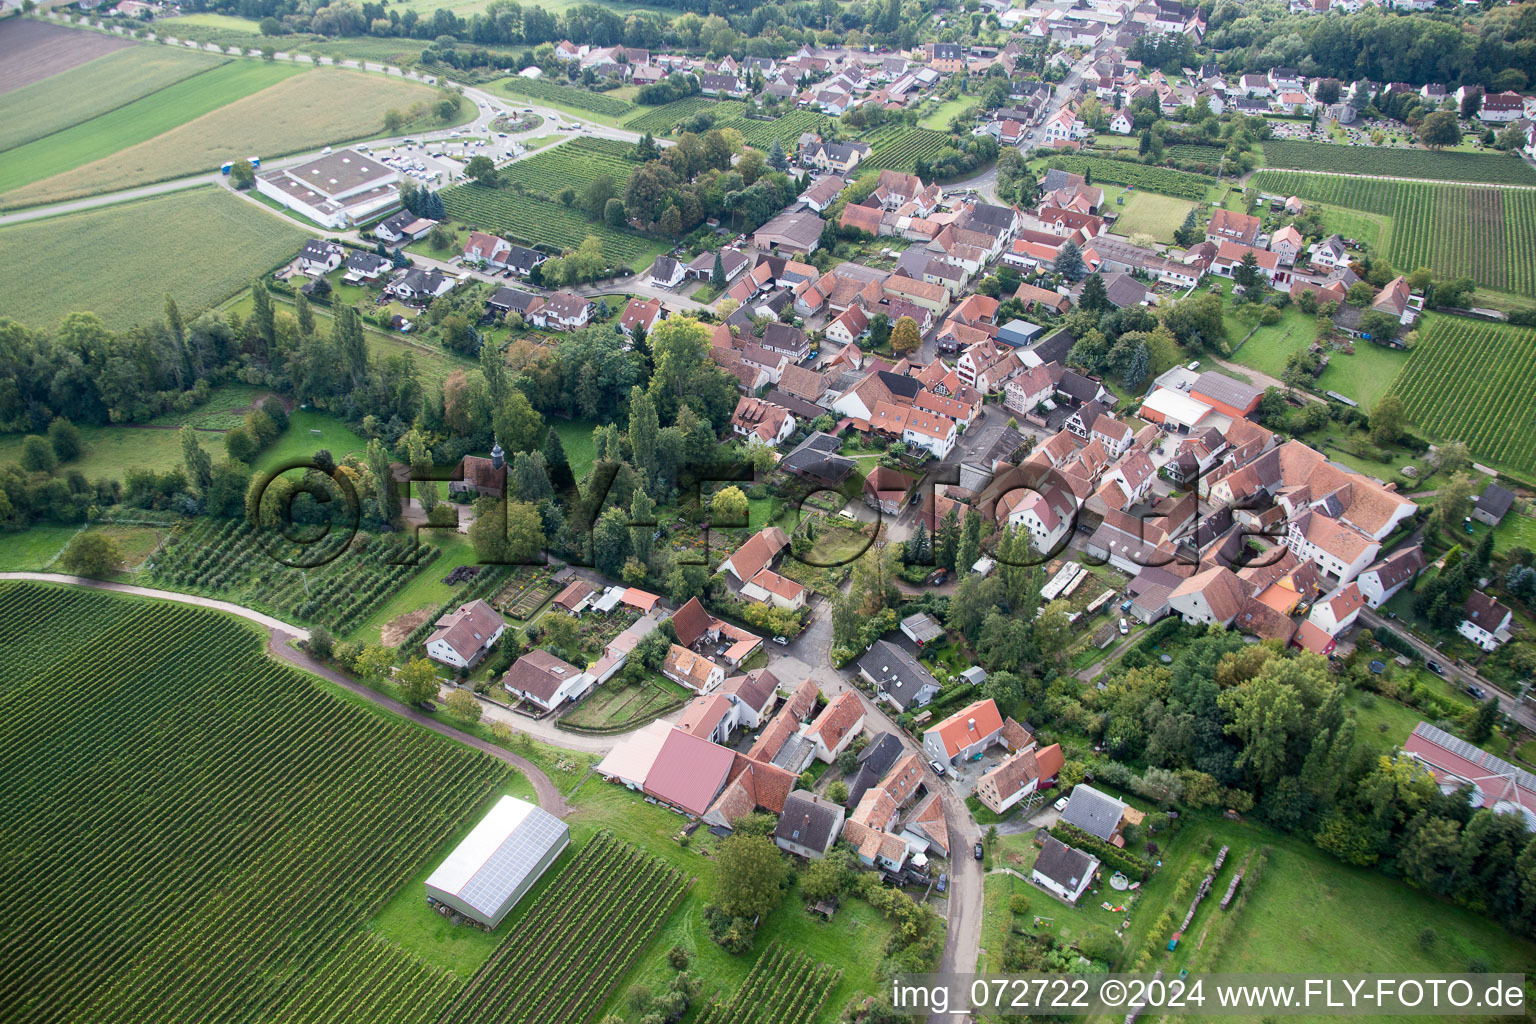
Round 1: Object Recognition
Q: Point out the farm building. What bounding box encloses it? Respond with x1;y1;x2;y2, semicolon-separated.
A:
256;149;400;229
424;795;570;929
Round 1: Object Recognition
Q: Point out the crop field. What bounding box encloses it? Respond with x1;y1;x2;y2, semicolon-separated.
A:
502;136;641;197
1387;318;1536;475
715;108;832;150
1165;143;1226;168
1252;170;1536;297
0;59;301;196
442;183;663;265
147;517;439;634
3;68;442;208
439;830;689;1024
0;18;133;93
0;187;307;330
0;47;226;153
0;581;511;1024
1251;169;1399;214
1044;154;1213;200
1261;140;1536;185
863;127;952;172
624;96;736;134
499;77;634;117
694;942;842;1024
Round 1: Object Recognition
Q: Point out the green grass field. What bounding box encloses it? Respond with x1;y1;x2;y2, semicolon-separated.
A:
918;97;975;130
348;532;479;644
1111;190;1195;244
550;417;600;483
0;60;301;194
7;68;449;209
1224;301;1315;378
0;424;189;481
0;187;307;330
1316;337;1408;411
0;524;79;571
1388;317;1536;475
251;410;370;476
1206;823;1535;980
0;47;227;153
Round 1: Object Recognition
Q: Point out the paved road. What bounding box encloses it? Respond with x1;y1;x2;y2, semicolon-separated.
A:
0;572;570;813
945;48;1098;204
1359;607;1535;731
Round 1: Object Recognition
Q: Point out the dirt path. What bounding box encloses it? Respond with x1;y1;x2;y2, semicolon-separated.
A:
0;572;570;814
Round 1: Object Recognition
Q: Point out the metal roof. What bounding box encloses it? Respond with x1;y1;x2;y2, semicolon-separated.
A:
425;796;568;920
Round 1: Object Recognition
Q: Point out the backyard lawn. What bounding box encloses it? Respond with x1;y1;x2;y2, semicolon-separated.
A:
560;672;689;730
1109;190;1195;244
1316;338;1408;410
1223;302;1315;379
918;97;975;130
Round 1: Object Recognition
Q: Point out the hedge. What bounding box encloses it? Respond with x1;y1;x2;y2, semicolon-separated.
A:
1050;821;1153;882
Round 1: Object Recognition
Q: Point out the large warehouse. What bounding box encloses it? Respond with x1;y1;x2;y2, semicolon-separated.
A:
424;796;569;928
254;148;400;229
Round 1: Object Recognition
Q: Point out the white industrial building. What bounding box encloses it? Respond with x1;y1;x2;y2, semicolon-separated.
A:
255;148;401;229
424;796;570;929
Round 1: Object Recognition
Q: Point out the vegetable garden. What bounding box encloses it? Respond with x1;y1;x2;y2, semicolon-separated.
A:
863;127;951;172
440;830;690;1024
499;77;633;118
1043;155;1213;200
1387;318;1536;475
1252;170;1536;297
147;517;436;634
1260;140;1536;186
693;941;842;1024
0;582;511;1024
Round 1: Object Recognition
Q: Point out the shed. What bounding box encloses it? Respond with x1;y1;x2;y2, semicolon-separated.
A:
1472;483;1516;527
424;796;570;929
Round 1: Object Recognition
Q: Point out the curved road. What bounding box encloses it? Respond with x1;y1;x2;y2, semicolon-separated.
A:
0;572;570;813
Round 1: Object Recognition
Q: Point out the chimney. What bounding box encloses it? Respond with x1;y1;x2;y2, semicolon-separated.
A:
968;717;976;731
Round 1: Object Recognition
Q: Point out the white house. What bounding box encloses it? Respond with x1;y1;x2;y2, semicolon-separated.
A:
1307;581;1364;637
1308;234;1349;269
740;568;807;610
996;486;1074;554
802;692;866;763
532;291;593;331
424;599;506;669
297;239;345;275
1032;835;1100;904
1356;547;1424;608
1108;109;1134;134
503;650;594;711
1459;592;1513;651
903;410;957;460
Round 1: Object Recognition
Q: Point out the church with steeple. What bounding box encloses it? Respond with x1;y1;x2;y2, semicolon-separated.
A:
449;440;508;499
